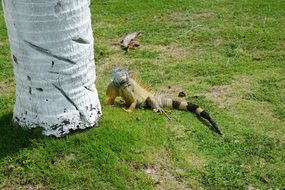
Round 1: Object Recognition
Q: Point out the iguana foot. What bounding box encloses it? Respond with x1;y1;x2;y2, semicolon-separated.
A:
153;108;165;114
153;108;160;113
153;108;171;120
106;98;115;105
122;108;133;113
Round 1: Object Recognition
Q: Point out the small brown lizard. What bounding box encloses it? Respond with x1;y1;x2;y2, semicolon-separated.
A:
120;32;141;51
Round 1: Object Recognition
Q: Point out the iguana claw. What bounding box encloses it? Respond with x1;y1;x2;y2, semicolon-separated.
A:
153;108;160;113
153;108;171;120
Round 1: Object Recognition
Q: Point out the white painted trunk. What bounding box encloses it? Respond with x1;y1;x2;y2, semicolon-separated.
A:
2;0;102;137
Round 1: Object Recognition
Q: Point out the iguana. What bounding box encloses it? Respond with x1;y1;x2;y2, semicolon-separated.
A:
106;67;222;135
120;32;141;51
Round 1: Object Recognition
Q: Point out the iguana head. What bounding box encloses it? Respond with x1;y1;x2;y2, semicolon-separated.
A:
111;67;129;86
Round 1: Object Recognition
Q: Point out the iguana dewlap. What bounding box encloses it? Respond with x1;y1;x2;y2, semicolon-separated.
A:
106;67;222;135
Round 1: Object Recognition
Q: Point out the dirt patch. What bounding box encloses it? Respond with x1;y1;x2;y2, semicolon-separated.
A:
169;12;191;23
143;44;196;61
96;50;131;73
247;185;259;190
142;164;192;190
0;77;15;97
0;181;49;190
94;22;114;30
169;123;190;142
100;42;196;82
163;46;192;60
193;12;215;19
156;86;187;101
215;36;224;46
130;149;192;190
63;153;76;162
203;76;253;108
169;11;214;23
204;85;232;108
203;75;281;127
206;85;229;100
21;183;48;190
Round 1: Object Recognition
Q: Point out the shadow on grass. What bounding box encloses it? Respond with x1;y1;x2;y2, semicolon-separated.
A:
0;111;42;159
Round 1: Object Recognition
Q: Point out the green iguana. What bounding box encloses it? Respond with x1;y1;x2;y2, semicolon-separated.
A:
106;67;222;135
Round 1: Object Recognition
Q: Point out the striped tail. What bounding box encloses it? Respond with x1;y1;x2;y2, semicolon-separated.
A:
163;98;222;135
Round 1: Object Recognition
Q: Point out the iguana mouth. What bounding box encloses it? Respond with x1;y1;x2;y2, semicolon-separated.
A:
116;80;129;87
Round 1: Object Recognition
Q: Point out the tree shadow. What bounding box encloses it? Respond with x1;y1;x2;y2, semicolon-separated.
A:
0;111;43;159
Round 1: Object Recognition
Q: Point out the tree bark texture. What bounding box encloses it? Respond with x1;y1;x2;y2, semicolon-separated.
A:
2;0;102;137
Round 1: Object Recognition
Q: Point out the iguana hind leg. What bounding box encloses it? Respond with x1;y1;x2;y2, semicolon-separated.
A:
146;96;171;120
146;96;160;112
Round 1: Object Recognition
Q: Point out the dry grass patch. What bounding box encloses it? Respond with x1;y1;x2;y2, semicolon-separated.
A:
138;149;193;190
215;36;224;46
160;45;193;60
166;12;191;24
130;147;196;190
142;164;192;190
204;75;253;108
94;21;115;30
0;181;49;190
97;52;131;73
143;44;197;61
96;41;197;85
203;73;285;136
0;77;15;97
168;11;214;23
192;12;215;19
156;86;187;101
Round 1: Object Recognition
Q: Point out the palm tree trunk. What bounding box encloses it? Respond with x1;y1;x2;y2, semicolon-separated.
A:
2;0;102;137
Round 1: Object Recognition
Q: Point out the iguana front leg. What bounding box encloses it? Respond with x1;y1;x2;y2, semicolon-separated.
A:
107;97;116;105
123;100;137;113
106;82;119;105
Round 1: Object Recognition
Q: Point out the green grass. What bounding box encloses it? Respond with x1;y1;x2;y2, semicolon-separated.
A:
1;0;285;189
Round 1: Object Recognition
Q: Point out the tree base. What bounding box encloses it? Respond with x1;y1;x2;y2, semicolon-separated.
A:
13;109;101;137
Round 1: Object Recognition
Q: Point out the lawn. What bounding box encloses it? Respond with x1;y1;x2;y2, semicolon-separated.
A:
1;0;285;189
